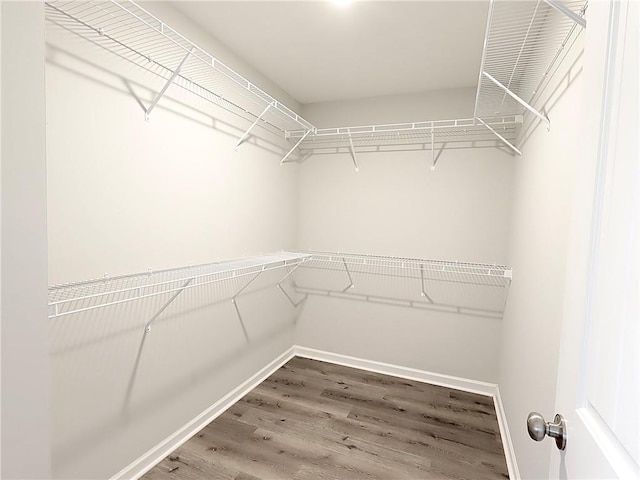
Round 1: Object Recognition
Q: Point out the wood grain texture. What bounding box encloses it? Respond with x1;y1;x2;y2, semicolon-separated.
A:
143;357;509;480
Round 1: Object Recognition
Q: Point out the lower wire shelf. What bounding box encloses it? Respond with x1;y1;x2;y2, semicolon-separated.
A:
49;251;512;320
48;252;311;319
293;251;512;318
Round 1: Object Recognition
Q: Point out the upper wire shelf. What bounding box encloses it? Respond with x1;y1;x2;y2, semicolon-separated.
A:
287;115;523;154
474;0;587;124
45;0;587;165
48;252;312;319
44;0;316;136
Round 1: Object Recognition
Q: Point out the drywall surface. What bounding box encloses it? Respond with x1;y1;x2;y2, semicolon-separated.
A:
302;88;478;127
295;89;514;383
296;295;503;382
297;88;512;262
498;34;585;479
46;1;300;286
45;4;299;478
1;2;52;478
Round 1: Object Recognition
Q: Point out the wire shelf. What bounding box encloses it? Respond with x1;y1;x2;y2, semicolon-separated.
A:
474;0;587;119
287;116;522;152
298;251;512;281
293;251;512;317
48;250;511;320
44;0;315;135
48;252;312;319
45;0;585;163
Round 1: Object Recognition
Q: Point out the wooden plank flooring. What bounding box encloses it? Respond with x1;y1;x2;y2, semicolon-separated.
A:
144;357;509;480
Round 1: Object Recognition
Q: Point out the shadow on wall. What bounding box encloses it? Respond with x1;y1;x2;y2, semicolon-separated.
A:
49;268;305;478
45;15;306;164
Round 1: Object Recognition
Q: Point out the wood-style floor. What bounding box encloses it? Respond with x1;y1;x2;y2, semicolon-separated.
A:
144;357;509;480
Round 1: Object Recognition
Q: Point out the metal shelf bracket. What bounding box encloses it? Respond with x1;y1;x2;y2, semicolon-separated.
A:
145;48;194;121
430;125;436;171
281;129;312;165
230;271;262;341
420;264;434;303
543;0;587;28
144;278;193;333
348;132;359;172
342;258;355;292
482;71;550;128
476;117;523;156
277;262;307;308
234;102;275;151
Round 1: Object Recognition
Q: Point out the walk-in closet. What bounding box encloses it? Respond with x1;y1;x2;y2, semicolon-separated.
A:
1;1;637;479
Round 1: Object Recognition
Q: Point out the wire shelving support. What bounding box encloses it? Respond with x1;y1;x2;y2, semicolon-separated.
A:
45;0;586;165
348;133;359;172
420;264;434;304
144;47;194;121
44;0;316;144
474;0;587;125
476;117;523;156
276;263;308;308
235;102;275;151
281;129;312;165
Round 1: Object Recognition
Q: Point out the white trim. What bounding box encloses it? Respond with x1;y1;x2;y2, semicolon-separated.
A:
111;344;519;480
293;345;497;396
109;346;296;480
493;386;521;480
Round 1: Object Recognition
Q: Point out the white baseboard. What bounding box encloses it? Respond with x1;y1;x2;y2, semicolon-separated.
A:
110;346;296;480
293;346;519;479
493;386;520;479
293;345;497;397
111;344;519;480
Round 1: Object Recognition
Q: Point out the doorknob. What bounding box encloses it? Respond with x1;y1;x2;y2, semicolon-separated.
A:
527;412;567;450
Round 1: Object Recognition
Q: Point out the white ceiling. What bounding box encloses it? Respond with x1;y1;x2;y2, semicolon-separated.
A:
173;1;489;105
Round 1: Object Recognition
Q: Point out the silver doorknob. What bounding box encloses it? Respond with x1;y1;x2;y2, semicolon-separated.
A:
527;412;567;450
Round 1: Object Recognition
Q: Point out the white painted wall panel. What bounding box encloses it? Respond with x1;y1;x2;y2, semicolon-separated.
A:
1;2;52;478
499;33;585;480
295;90;514;383
45;4;300;478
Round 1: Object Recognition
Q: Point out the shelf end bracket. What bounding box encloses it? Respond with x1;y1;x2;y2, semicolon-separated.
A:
341;258;355;292
145;278;193;333
482;71;550;128
543;0;586;28
348;132;359;172
430;126;436;171
234;102;275;151
476;117;522;156
281;129;312;165
420;264;434;304
145;48;194;121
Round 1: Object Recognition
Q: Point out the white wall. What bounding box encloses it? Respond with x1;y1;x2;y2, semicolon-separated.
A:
47;2;301;286
45;4;301;478
1;2;52;478
301;88;478;127
295;89;514;383
298;88;512;264
43;2;590;478
498;31;585;479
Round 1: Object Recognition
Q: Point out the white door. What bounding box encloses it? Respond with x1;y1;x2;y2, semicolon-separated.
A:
548;1;639;478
